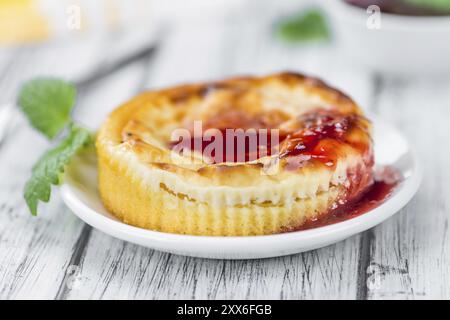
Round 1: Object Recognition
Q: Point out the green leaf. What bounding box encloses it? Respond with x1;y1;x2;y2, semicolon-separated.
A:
276;9;330;43
24;125;92;216
18;78;76;139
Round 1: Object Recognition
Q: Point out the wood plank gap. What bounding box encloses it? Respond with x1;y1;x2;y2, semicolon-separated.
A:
76;47;157;91
54;223;92;300
356;72;384;300
356;229;374;300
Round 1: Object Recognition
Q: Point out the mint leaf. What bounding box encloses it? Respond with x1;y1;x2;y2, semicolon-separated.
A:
24;125;92;215
18;78;76;139
276;9;330;43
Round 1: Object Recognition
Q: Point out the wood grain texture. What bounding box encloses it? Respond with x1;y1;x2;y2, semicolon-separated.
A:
0;1;447;300
65;234;362;299
367;77;450;299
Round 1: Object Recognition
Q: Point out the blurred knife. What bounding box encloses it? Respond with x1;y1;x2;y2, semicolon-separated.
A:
0;37;159;145
77;47;157;89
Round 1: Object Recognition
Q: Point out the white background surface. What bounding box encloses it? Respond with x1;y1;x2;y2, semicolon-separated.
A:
0;0;449;299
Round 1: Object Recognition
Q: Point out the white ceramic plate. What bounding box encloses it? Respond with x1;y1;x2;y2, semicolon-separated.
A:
61;117;422;259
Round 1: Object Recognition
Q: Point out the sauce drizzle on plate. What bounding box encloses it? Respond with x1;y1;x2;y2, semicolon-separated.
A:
292;166;401;231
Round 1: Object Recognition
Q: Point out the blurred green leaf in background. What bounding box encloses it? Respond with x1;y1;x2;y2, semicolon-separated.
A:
276;9;330;44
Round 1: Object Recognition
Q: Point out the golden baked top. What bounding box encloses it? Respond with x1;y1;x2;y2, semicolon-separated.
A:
97;72;373;206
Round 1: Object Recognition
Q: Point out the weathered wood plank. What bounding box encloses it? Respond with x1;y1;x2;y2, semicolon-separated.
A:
368;77;450;299
66;234;363;299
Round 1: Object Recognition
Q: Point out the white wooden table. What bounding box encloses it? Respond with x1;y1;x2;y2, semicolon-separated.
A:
0;1;449;300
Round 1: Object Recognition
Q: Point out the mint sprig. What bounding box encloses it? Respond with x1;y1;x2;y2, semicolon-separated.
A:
18;78;93;215
18;78;76;139
24;126;92;215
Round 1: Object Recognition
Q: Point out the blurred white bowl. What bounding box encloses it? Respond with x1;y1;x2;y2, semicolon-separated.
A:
324;0;450;75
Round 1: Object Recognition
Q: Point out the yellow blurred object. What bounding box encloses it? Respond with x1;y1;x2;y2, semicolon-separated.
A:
0;0;50;44
0;0;154;46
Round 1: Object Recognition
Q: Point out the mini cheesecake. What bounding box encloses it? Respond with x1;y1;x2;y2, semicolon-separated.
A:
96;72;374;236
